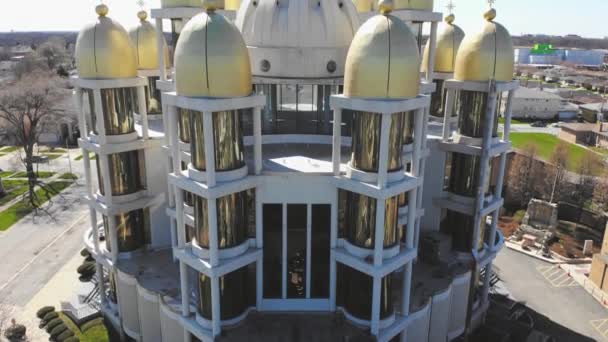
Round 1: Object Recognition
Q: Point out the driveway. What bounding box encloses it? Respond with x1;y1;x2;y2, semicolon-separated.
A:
495;248;608;341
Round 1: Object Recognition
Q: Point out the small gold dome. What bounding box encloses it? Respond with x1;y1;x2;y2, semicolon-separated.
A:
76;5;137;79
344;11;420;98
174;11;251;97
129;12;171;70
373;0;433;11
161;0;203;7
352;0;373;13
454;10;514;82
421;15;464;73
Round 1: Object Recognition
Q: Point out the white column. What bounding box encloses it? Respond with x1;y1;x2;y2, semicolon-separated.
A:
108;219;119;263
256;257;263;311
377;113;392;189
156;18;167;82
137;86;149;140
399;263;413;342
281;203;287;299
306;203;312;299
405;188;417;249
329;190;338;311
253;107;263;175
332;108;342;176
100;154;113;206
211;277;221;336
202;111;216;187
207;198;219;266
169;106;181;174
96;263;107;305
370;276;382;335
89;207;99;253
176;189;186;247
82;149;93;196
179;261;190;317
442;89;456;140
426;22;438;81
373;198;386;267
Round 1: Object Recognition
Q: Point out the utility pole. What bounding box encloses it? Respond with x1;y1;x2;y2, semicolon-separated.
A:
550;165;560;203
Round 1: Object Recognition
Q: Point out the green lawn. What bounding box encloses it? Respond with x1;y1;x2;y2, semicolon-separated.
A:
510;133;597;173
58;313;109;342
75;153;96;161
59;173;78;180
0;171;16;178
12;171;55;179
0;180;74;231
0;146;20;153
499;117;524;124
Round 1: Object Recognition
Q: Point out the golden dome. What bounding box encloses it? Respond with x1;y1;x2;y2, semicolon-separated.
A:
75;5;137;79
161;0;203;7
373;0;433;11
174;8;251;97
344;5;421;99
224;0;241;10
129;11;171;70
421;14;464;73
454;9;514;82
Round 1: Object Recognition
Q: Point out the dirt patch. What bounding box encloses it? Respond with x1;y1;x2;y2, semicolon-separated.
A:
498;216;520;238
549;221;600;259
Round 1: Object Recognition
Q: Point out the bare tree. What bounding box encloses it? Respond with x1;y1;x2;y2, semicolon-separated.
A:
548;141;569;202
576;150;603;205
0;71;64;211
508;144;539;208
36;37;68;71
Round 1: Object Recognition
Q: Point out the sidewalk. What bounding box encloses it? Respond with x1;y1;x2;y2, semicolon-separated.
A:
560;263;608;310
10;252;90;342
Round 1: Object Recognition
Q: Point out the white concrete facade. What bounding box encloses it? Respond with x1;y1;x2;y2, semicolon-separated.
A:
76;4;512;342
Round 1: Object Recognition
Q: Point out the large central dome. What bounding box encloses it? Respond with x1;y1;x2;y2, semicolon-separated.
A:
235;0;360;79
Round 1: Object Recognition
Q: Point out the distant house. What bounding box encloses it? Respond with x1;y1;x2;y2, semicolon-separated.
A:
508;87;579;120
559;122;608;148
580;102;608;123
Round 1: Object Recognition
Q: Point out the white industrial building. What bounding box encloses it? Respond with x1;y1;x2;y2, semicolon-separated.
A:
508;87;578;120
73;0;516;341
515;46;608;67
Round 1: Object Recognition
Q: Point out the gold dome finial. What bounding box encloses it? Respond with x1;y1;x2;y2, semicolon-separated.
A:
96;3;109;17
202;0;223;12
137;10;148;21
445;13;455;24
484;8;496;21
378;0;394;14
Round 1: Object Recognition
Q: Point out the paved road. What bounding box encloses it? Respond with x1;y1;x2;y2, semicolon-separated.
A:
0;149;91;307
0;183;89;307
495;248;608;341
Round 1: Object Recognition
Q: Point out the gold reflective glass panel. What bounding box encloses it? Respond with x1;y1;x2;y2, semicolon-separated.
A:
345;192;399;249
193;191;249;249
429;79;449;118
189;109;245;172
444;153;494;198
342;265;393;320
96;150;145;196
440;210;485;253
144;76;162;115
351;112;404;172
87;88;136;136
178;108;192;143
103;209;148;253
456;90;502;138
197;265;251;320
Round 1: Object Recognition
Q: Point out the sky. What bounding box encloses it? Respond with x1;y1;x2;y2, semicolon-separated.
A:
0;0;607;38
